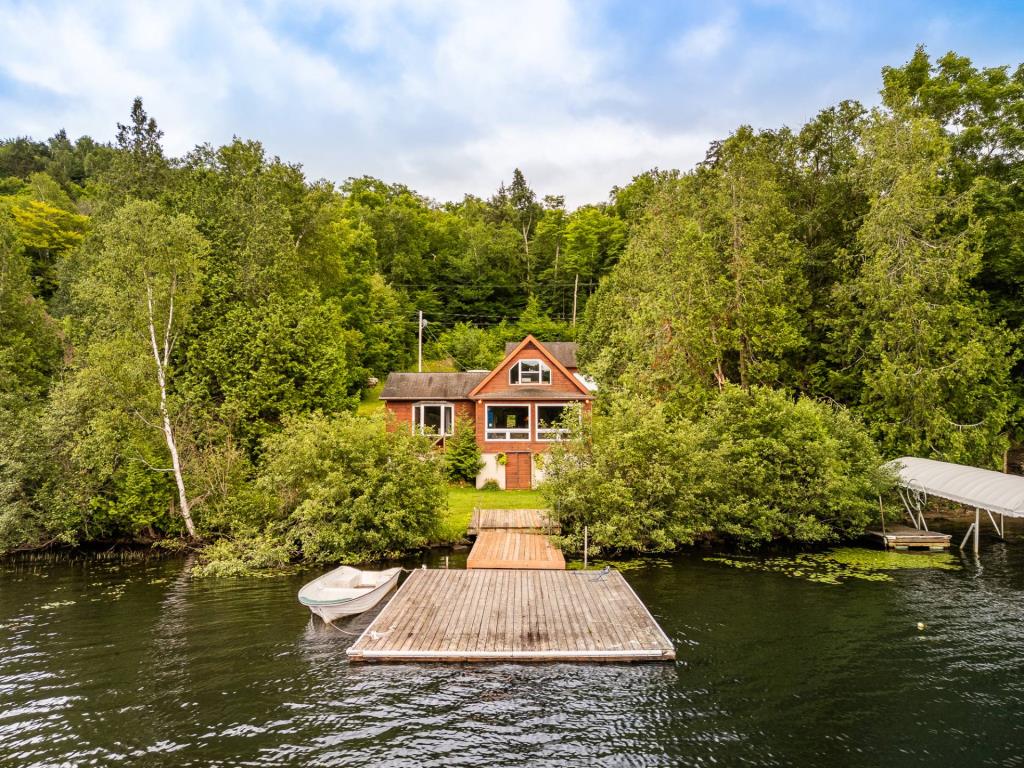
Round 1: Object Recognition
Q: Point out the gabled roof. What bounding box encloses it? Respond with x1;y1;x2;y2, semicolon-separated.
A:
505;340;578;369
886;456;1024;518
469;335;591;399
380;371;487;401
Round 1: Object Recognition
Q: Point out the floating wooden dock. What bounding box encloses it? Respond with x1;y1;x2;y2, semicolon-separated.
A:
346;569;675;663
867;524;952;550
467;508;558;535
467;530;566;570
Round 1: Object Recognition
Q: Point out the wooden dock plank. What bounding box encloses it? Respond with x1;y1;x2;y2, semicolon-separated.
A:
468;508;559;535
347;569;675;663
867;525;951;550
467;531;566;570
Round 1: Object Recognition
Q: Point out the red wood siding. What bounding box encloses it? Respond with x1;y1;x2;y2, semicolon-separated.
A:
471;339;590;452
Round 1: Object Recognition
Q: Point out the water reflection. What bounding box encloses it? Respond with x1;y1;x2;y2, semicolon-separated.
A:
3;528;1024;767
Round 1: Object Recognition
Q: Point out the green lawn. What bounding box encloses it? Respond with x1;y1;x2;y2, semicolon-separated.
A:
439;485;547;543
356;383;384;417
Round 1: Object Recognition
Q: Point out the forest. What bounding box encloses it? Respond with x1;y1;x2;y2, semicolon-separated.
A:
2;47;1023;567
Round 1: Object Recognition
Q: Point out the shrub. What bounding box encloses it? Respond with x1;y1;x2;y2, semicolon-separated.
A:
193;412;446;574
191;533;292;578
258;412;446;563
544;386;891;553
543;398;709;555
445;416;483;484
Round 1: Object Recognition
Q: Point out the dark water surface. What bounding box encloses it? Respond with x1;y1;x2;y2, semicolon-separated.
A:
3;524;1024;767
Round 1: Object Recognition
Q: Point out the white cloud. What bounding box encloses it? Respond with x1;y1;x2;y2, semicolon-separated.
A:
670;11;737;63
0;0;640;205
2;0;952;208
404;117;712;206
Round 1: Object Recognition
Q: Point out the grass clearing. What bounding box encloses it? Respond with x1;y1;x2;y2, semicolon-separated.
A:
356;383;384;417
440;485;547;543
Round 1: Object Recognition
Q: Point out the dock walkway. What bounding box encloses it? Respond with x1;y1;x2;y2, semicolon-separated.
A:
346;568;675;663
467;508;558;535
467;530;566;570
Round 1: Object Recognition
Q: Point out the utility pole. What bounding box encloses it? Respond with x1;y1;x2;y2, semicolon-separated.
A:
572;273;579;327
418;310;424;372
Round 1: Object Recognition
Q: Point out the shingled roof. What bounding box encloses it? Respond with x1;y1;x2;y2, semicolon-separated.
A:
380;371;488;400
504;340;578;369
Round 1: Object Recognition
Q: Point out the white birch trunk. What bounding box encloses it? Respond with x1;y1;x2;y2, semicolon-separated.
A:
146;280;197;539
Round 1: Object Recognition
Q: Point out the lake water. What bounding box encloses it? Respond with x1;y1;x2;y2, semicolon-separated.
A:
3;521;1024;767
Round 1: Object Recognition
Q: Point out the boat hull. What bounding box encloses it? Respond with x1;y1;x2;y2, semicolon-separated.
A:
300;567;401;622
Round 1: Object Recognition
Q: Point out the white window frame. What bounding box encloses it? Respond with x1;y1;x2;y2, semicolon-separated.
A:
509;358;551;386
485;402;532;441
535;402;577;441
411;402;455;436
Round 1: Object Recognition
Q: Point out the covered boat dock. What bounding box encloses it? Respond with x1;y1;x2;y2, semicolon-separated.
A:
886;457;1024;553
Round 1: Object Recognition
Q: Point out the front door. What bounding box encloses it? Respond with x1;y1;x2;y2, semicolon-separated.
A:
505;451;532;490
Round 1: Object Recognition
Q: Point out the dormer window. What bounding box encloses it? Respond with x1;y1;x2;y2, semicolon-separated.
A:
509;359;551;385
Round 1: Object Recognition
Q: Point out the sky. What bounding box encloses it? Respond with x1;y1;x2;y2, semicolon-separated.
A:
1;0;1022;207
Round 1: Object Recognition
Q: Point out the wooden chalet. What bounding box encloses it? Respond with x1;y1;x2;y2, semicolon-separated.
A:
379;335;595;489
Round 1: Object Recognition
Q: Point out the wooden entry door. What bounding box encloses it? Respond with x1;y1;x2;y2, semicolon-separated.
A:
505;452;532;490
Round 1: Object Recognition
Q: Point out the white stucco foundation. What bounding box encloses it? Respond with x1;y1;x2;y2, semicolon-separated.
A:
476;451;549;490
476;453;506;489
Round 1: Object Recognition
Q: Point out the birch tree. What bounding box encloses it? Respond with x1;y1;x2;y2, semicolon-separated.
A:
73;200;208;537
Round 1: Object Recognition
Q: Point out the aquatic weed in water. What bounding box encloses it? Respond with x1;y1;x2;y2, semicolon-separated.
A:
706;548;960;585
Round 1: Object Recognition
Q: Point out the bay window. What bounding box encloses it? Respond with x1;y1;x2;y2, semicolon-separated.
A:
412;402;455;436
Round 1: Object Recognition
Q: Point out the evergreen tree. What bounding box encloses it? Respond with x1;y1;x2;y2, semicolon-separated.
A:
835;110;1015;464
445;417;483;484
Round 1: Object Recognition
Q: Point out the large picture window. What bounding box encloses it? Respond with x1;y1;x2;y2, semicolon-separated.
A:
412;402;454;436
536;404;574;441
509;359;551;385
486;404;531;440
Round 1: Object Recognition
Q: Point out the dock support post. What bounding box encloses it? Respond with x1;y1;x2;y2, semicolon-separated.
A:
974;508;980;555
986;510;1006;539
960;524;975;551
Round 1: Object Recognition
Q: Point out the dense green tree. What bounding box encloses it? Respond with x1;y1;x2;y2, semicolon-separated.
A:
835;110;1016;464
0;137;50;178
582;127;807;412
544;388;889;553
257;413;445;564
181;291;361;452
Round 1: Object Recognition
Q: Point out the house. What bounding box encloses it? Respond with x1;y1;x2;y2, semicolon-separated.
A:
379;335;596;489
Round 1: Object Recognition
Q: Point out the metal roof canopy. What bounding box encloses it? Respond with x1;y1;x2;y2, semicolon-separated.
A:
885;456;1018;553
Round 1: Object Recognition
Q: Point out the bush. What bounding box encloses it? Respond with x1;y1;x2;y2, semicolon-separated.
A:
543;398;709;555
193;412;447;574
258;412;446;563
445;416;483;483
191;533;292;577
544;386;891;553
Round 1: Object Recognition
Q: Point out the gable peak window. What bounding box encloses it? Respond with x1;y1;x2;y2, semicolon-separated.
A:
509;358;551;385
